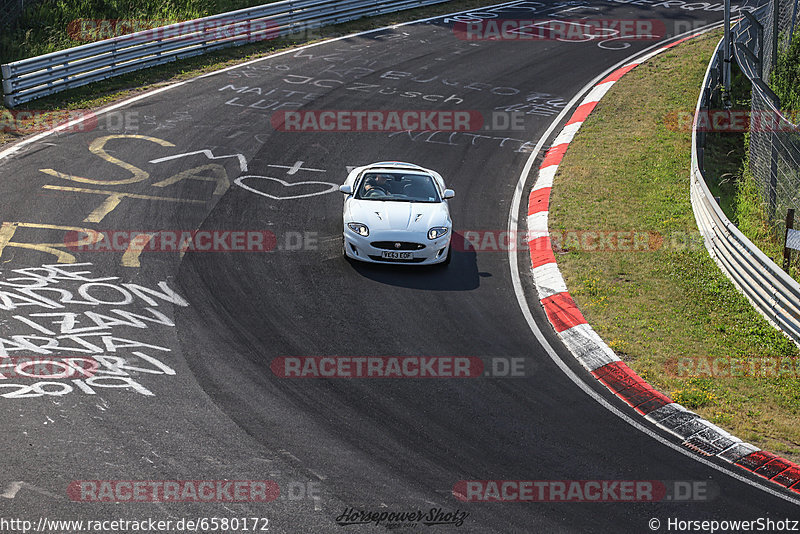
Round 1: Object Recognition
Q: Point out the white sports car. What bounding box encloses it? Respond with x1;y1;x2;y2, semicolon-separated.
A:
339;162;454;265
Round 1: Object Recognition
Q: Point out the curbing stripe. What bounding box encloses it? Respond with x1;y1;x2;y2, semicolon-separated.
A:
598;63;638;84
532;262;569;299
540;143;569;168
774;467;800;488
552;122;582;146
558;323;620;371
755;458;795;479
565;101;599;126
582;81;616;105
525;33;800;496
527;187;551;215
526;211;549;239
532;166;557;191
540;292;587;333
529;236;556;269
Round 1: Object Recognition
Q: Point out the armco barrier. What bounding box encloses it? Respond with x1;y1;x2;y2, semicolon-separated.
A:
1;0;448;107
690;32;800;346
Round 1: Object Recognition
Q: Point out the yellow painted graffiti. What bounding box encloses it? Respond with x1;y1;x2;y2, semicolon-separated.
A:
41;185;205;224
0;222;104;263
39;135;175;186
152;164;230;196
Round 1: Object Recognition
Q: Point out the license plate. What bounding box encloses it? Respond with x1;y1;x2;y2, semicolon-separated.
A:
381;251;413;260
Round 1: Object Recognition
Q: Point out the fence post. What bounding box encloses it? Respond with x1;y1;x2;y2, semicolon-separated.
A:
785;208;795;271
770;0;779;81
724;0;731;94
755;13;764;78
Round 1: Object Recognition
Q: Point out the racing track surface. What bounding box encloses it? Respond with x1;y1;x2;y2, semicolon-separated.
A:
1;1;798;532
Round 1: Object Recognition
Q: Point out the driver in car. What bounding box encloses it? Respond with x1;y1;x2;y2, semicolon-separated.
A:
364;174;391;194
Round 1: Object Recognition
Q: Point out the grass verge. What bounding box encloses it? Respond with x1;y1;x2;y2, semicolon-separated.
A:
0;0;501;147
549;29;800;460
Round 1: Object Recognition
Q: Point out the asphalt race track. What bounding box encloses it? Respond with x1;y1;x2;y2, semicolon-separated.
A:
1;1;798;532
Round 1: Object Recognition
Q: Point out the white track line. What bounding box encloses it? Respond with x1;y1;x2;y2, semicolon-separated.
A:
507;23;800;506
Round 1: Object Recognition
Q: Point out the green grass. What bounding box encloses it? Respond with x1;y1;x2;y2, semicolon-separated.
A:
550;30;800;460
771;30;800;114
1;0;268;63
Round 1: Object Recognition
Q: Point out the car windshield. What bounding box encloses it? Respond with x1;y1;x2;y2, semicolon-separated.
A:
355;172;441;203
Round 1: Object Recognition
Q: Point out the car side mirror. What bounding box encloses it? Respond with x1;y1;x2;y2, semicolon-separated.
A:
443;189;455;199
339;184;353;194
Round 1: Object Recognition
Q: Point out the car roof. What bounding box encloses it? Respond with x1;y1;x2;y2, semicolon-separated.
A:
364;161;428;172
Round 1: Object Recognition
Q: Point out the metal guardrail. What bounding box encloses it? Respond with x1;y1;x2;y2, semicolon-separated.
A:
1;0;449;107
690;33;800;346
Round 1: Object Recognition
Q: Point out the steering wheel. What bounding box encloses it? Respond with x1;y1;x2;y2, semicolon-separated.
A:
364;187;389;198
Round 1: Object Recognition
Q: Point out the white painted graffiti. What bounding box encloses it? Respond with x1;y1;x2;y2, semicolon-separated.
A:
444;0;753;23
386;130;537;153
494;92;568;117
234;176;339;200
149;149;249;172
220;83;317;111
148;150;340;201
0;263;187;400
234;161;338;200
444;0;753;51
226;63;293;79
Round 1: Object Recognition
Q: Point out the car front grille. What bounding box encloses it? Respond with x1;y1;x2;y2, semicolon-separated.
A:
370;241;425;251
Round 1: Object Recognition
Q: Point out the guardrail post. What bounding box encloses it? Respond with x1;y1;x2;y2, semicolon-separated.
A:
785;208;795;271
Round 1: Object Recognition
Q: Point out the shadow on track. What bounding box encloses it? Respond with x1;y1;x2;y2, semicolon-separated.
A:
346;233;487;291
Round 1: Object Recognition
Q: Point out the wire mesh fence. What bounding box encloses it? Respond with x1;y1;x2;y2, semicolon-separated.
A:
761;0;800;78
0;0;28;29
734;0;800;224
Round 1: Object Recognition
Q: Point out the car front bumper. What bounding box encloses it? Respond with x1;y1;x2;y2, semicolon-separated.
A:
343;229;451;265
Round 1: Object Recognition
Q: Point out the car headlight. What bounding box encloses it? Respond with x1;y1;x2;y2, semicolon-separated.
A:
428;226;449;240
347;222;369;237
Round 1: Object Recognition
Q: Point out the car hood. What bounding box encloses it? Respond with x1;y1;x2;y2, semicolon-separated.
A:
346;199;449;232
